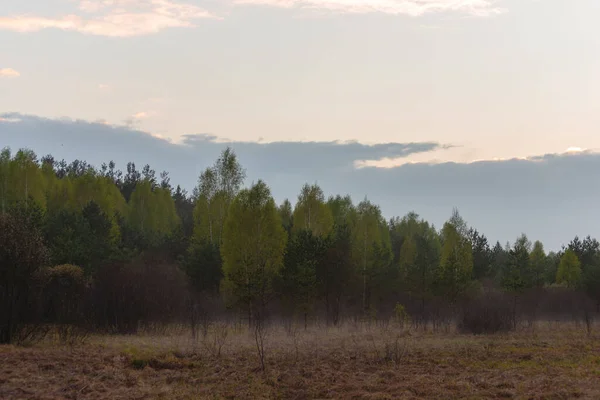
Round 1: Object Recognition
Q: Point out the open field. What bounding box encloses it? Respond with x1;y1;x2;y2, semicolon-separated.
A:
2;322;600;399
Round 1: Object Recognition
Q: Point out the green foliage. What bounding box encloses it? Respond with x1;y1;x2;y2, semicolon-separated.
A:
278;199;293;234
292;184;334;237
394;303;410;326
410;230;441;307
220;180;287;323
45;201;116;274
282;229;328;325
439;211;473;302
556;249;582;289
567;236;600;302
2;145;600;337
128;181;180;244
193;167;221;245
351;198;392;312
184;239;222;294
192;147;246;247
327;194;354;227
390;213;441;309
318;222;353;325
529;241;548;288
469;229;492;280
501;234;533;293
0;148;47;212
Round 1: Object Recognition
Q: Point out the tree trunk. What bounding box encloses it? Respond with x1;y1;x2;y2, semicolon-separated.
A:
304;312;308;330
363;229;367;315
24;169;28;211
512;294;518;330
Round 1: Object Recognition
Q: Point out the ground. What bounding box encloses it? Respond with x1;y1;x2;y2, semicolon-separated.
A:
1;322;600;399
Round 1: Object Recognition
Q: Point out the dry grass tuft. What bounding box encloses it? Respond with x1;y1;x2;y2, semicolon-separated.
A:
1;322;600;399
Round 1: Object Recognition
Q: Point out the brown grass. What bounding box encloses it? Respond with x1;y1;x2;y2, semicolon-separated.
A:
1;321;600;399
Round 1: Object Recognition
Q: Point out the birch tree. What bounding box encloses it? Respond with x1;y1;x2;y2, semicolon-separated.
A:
292;183;333;237
351;198;391;314
220;180;287;326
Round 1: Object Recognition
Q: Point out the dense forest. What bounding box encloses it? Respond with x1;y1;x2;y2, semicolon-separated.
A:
1;146;599;344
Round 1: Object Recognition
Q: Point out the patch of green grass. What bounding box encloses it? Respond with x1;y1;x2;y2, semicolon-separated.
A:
131;358;149;370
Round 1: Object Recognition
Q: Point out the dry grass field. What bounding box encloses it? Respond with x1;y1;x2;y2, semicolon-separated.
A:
1;322;600;399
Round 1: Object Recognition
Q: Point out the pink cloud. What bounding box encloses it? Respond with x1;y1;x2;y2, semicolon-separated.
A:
0;68;20;78
132;111;149;119
0;0;218;37
234;0;504;17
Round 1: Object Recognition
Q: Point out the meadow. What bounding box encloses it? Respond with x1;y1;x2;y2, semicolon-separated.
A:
2;320;599;399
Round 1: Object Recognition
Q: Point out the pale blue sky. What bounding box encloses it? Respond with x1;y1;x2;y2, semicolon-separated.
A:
1;0;600;248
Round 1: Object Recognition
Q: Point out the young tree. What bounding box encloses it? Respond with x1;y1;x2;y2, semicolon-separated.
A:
220;180;287;326
438;211;473;303
192;147;246;246
173;185;195;237
407;227;441;323
556;249;582;289
186;148;246;304
127;180;179;246
351;198;391;314
183;240;222;294
502;234;532;291
12;149;46;211
327;194;354;227
292;184;334;237
318;222;353;326
193;167;219;245
529;241;548;288
490;241;508;281
282;229;327;328
120;162;141;202
567;236;600;305
278;199;293;235
468;228;492;281
45;202;115;274
501;234;532;328
389;212;423;266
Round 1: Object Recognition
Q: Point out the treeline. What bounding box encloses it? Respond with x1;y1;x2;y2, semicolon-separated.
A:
1;146;599;343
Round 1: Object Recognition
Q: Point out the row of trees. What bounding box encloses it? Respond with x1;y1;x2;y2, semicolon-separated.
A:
1;146;599;343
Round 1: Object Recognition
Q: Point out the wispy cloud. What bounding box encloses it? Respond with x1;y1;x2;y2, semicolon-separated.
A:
98;83;110;90
132;111;150;119
355;146;598;169
0;0;218;37
234;0;505;17
0;68;20;78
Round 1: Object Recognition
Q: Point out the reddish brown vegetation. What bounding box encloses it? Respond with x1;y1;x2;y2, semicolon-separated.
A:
1;324;599;399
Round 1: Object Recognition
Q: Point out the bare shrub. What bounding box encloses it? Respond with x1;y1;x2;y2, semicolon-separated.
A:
39;264;90;345
0;212;49;344
188;293;215;342
458;291;514;334
55;324;90;347
202;322;229;358
13;324;51;346
393;303;410;329
384;335;409;368
91;253;188;334
254;318;269;373
287;324;301;363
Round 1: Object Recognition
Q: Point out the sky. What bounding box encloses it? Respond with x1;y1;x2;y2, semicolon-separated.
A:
1;0;599;249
